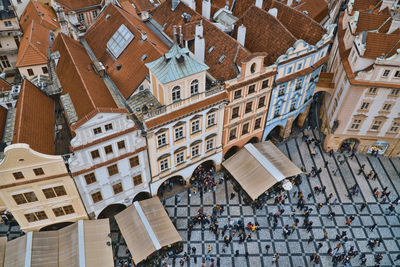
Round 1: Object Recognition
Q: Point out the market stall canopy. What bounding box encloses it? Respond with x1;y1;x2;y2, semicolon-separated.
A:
1;219;113;267
115;197;182;264
222;142;302;200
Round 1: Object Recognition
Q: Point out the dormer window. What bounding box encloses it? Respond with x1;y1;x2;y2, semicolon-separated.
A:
172;86;181;102
107;24;134;59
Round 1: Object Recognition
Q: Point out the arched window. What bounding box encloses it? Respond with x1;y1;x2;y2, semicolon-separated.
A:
172;86;181;102
191;80;199;95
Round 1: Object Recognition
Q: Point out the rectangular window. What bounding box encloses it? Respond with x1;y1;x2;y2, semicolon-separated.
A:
41;66;48;74
287;66;292;74
54;186;67;196
92;10;98;18
84;173;97;185
207;114;216;127
117;140;125;150
229;128;236;141
105;123;113;131
160;159;169;171
248;84;256;94
394;71;400;78
27;68;34;76
12;192;38;205
371;120;382;131
390;122;400;133
295;79;303;90
13;172;24;179
42;188;56;199
360;102;369;110
351;119;361;129
274;105;281;118
33;168;44;176
191;120;200;134
133;174;143;186
53;205;75;217
206;139;214;151
261;79;269;89
254;118;262;130
91;150;100;159
234;89;242;99
63;205;75;214
129;156;139;168
25;211;47;223
104;145;113;154
176;152;184;165
382;103;392;111
78;13;85;22
258;96;266;108
107;164;119;176
91;191;103;203
0;56;10;69
278;85;286;97
93;127;102;135
107;24;134;58
172;86;181;102
4;21;12;27
382;70;390;77
368;87;377;94
175;126;184;140
245;102;252;113
12;194;27;205
390;89;400;96
191;145;200;157
297;63;302;70
231;107;239;119
112;183;123;194
242;123;249;135
157;133;167;147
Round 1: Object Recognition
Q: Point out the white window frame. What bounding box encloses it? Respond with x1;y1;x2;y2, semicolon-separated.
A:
175;126;184;140
172;86;181;102
206;139;214;151
191;120;200;134
176;151;184;164
207;114;215;127
382;69;390;77
191;145;200;157
107;24;134;59
160;159;169;171
157;133;167;147
190;80;199;95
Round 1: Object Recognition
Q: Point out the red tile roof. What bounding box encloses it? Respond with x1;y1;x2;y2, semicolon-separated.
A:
85;4;169;99
56;0;101;11
13;80;55;155
234;5;297;66
151;0;251;81
19;0;59;32
0;78;11;92
16;20;50;68
52;33;120;125
292;0;329;23
0;106;7;144
355;12;391;34
352;0;381;12
363;32;400;59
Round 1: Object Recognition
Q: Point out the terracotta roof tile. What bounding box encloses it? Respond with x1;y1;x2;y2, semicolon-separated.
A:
364;32;400;59
145;92;227;129
19;0;59;32
52;33;120;124
16;21;50;68
56;0;101;11
292;0;329;23
234;5;296;66
0;106;7;143
355;12;391;34
13;80;55;155
85;4;169;99
151;0;251;81
352;0;381;12
0;77;11;92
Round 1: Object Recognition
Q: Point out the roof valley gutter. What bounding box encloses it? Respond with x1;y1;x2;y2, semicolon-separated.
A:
244;143;285;181
78;220;86;267
134;201;162;249
24;232;33;267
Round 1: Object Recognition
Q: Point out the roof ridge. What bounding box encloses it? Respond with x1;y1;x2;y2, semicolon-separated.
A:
59;34;97;111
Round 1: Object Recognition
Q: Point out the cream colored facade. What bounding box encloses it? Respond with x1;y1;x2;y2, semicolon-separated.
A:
0;144;87;232
18;64;49;79
320;0;400;157
0;16;21;74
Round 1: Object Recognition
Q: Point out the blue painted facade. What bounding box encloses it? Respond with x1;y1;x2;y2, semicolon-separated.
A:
262;40;331;141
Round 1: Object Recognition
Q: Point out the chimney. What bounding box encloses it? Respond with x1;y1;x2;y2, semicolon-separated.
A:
255;0;262;9
194;21;205;62
173;25;178;43
182;0;196;10
287;0;293;7
172;0;180;11
268;8;278;18
202;0;211;20
237;24;246;46
179;25;183;47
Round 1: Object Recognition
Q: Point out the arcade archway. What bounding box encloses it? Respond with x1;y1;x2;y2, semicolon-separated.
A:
339;138;359;153
224;146;239;160
98;203;127;219
39;221;74;231
157;175;186;199
132;192;151;203
246;136;259;144
265;125;284;143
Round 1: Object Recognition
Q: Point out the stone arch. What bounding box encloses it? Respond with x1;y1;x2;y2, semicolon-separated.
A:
39;221;74;231
223;146;239;160
132;191;151;203
157;175;186;198
246;136;259;144
97;203;127;219
264;125;284;142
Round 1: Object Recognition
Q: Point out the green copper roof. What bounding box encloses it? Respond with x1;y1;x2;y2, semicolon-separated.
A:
145;44;209;84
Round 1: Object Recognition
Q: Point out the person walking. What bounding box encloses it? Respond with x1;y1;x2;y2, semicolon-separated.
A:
317;242;323;251
323;231;328;240
265;244;270;254
360;203;367;211
272;253;280;264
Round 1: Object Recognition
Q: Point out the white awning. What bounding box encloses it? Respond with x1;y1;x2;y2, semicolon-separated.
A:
222;141;302;200
115;197;182;264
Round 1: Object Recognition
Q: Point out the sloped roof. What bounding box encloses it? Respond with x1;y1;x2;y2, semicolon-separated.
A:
292;0;329;23
16;20;50;68
352;0;381;12
146;44;209;84
234;5;297;66
13;80;55;155
364;32;400;59
85;4;169;99
0;78;11;92
150;0;251;81
52;33;119;125
355;12;391;34
19;0;59;32
56;0;101;11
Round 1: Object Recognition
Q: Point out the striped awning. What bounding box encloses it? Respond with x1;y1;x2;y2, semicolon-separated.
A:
115;197;182;264
222;141;302;200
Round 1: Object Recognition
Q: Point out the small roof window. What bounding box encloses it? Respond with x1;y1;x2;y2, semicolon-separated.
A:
107;24;134;59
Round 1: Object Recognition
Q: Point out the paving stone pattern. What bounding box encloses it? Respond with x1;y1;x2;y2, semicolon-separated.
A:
162;129;400;267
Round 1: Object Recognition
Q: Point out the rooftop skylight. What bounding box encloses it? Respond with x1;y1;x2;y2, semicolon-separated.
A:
107;24;134;59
